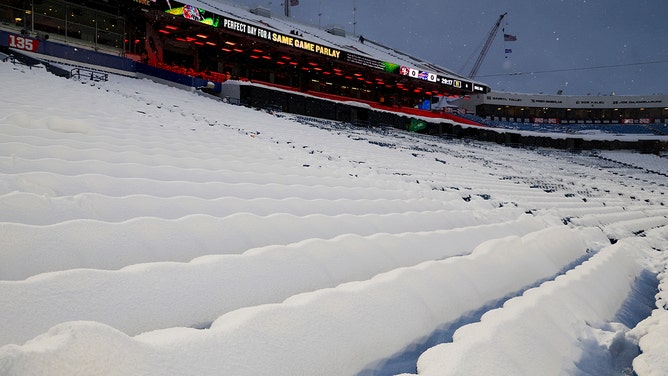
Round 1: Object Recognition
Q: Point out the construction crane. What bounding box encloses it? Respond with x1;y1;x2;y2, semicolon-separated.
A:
468;12;507;79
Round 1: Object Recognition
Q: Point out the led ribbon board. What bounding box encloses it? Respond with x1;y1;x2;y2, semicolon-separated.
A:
219;17;342;59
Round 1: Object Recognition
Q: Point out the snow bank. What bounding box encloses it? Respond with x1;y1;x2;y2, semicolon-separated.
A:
1;207;523;280
629;226;668;376
0;226;608;375
0;215;550;346
0;170;421;199
571;209;661;227
0;192;466;225
632;310;668;376
602;215;668;240
2;60;667;376
407;237;646;376
0;152;413;189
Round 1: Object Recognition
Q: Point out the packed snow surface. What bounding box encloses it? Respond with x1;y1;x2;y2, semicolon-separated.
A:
0;62;667;375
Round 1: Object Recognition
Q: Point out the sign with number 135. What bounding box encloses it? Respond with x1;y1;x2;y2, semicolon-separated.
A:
8;34;40;52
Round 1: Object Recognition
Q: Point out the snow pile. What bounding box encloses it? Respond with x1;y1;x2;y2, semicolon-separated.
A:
1;62;667;375
1;208;524;280
0;226;607;375
630;226;668;376
632;310;668;376
405;237;645;376
0;215;548;346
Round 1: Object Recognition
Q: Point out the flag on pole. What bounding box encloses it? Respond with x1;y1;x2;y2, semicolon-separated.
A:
504;33;517;41
290;0;299;6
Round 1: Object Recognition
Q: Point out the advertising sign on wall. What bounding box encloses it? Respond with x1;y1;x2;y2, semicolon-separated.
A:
8;34;40;53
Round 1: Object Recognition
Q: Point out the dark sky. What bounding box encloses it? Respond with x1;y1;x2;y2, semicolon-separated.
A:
219;0;668;96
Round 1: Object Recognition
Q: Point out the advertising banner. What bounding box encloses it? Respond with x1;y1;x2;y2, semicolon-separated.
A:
8;34;40;53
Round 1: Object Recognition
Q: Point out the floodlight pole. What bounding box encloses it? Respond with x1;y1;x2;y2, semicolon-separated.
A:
352;0;357;36
284;1;290;17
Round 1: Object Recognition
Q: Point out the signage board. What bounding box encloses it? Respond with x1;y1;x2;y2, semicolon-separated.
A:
8;34;39;52
218;17;342;59
399;65;479;92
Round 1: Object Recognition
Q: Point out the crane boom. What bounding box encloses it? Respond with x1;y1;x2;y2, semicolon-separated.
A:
468;12;507;79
